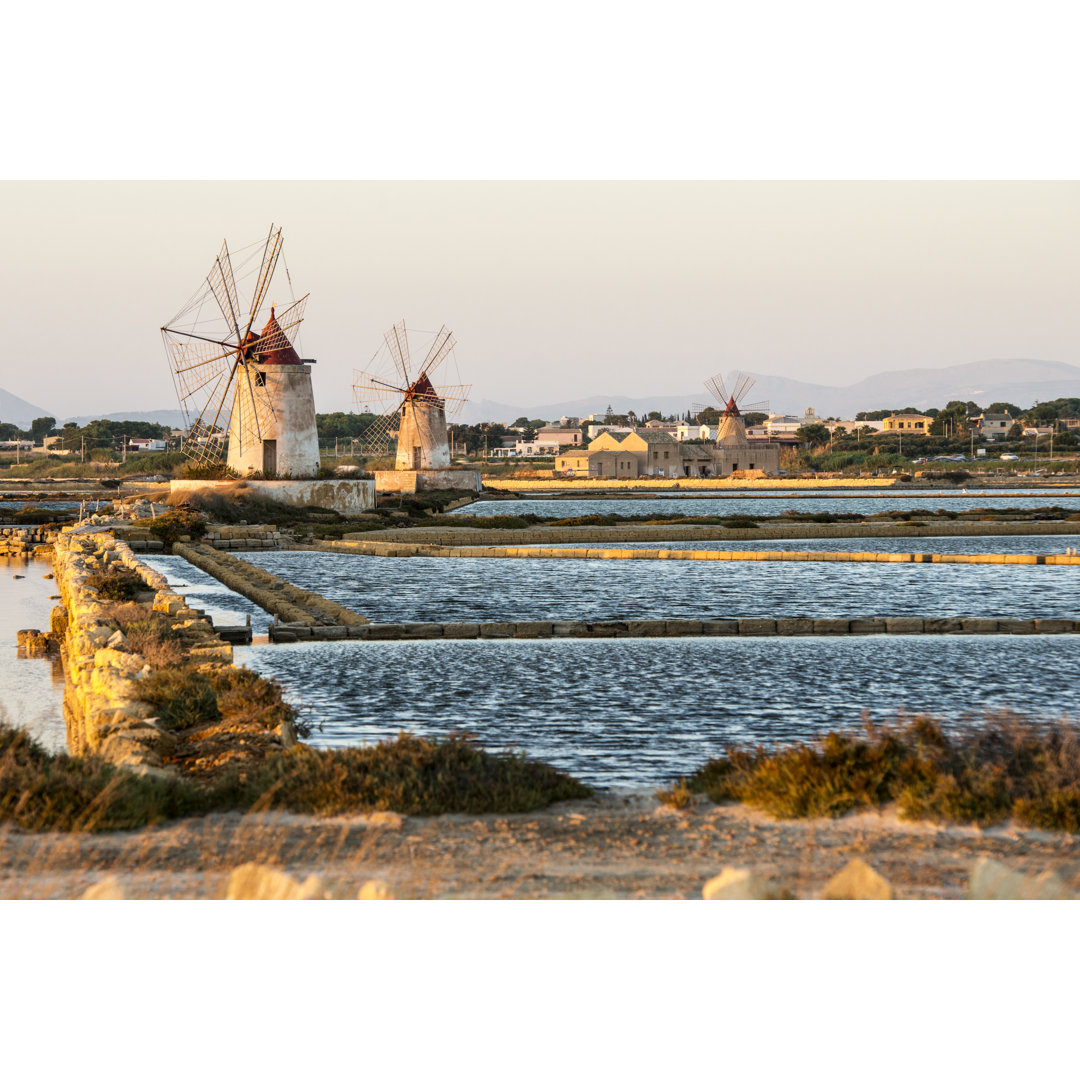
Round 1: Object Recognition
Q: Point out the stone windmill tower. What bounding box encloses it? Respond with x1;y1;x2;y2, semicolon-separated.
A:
703;372;769;447
353;320;470;470
162;224;320;477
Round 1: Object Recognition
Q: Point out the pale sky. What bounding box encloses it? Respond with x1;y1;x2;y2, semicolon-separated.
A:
1;180;1077;420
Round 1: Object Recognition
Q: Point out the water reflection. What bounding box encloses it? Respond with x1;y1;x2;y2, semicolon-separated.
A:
236;635;1080;788
0;555;67;752
139;555;272;633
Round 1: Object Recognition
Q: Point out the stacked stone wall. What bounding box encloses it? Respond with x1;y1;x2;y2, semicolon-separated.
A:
52;531;232;770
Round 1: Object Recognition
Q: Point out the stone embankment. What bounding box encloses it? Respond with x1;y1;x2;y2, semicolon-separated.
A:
53;531;234;769
270;615;1080;643
113;523;288;553
483;476;1080;493
0;526;59;556
336;519;1080;548
174;542;369;631
319;538;1080;567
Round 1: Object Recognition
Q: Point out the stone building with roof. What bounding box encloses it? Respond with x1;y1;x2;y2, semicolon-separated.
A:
556;427;780;478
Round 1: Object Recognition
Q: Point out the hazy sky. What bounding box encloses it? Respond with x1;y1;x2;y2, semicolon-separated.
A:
1;180;1077;420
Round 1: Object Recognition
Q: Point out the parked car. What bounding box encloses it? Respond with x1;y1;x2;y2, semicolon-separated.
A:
999;453;1019;461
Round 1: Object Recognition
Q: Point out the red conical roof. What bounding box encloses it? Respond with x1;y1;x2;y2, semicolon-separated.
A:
254;307;302;365
406;372;443;404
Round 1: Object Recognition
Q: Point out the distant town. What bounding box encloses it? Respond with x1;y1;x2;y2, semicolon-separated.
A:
3;395;1077;480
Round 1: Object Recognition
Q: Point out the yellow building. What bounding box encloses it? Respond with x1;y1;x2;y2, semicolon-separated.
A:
881;413;931;433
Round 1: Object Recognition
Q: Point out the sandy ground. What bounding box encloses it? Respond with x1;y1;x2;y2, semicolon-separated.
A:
3;793;1079;899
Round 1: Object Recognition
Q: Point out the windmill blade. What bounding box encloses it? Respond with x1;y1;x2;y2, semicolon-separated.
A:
232;370;277;455
741;400;770;415
690;401;711;418
167;340;237;409
418;326;456;379
705;374;729;407
207;240;242;342
182;362;240;465
384;320;411;385
429;383;471;418
732;373;755;404
359;408;400;455
246;295;309;352
353;367;408;413
244;225;283;339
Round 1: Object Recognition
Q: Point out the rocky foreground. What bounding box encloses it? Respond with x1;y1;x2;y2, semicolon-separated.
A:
3;794;1078;900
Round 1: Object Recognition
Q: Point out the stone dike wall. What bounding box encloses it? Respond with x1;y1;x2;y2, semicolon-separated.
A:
0;526;59;555
483;477;1080;493
113;523;288;553
269;615;1080;643
174;542;369;629
318;538;1080;566
333;519;1080;549
52;531;233;770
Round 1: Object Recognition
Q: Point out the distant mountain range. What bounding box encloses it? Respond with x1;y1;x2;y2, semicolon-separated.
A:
60;409;187;430
0;388;52;426
5;357;1079;432
460;358;1080;424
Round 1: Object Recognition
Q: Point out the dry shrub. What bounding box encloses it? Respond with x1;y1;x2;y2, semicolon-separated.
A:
0;720;589;832
211;667;301;734
84;563;146;602
103;603;185;668
136;668;221;731
249;734;592;816
678;714;1080;830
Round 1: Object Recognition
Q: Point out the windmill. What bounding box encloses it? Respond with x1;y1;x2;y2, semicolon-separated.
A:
161;224;319;476
352;321;471;469
694;371;769;447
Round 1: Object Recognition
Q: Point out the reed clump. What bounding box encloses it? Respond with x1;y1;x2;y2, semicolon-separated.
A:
664;714;1080;830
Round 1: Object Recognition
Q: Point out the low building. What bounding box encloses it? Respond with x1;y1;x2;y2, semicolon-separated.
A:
535;425;583;446
881;413;931;433
514;438;561;456
974;413;1012;440
556;427;780;477
128;438;167;452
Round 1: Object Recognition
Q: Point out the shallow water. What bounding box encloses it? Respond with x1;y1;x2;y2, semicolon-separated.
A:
236;635;1080;788
520;535;1080;555
139;555;273;634
456;491;1080;518
0;556;67;752
237;550;1080;623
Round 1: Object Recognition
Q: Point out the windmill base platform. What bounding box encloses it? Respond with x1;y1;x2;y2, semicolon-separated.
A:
374;469;483;495
171;478;376;515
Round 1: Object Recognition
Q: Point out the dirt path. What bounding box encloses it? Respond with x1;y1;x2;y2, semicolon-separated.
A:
4;794;1079;899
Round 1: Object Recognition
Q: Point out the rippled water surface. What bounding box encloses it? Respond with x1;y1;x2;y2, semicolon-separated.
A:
522;535;1080;554
236;635;1080;788
140;555;273;633
0;556;67;751
238;550;1080;623
456;491;1080;518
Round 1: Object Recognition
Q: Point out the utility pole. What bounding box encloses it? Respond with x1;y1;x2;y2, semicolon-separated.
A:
81;436;85;464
